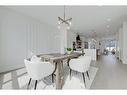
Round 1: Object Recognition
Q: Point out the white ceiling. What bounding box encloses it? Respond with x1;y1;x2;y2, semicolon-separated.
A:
7;6;127;38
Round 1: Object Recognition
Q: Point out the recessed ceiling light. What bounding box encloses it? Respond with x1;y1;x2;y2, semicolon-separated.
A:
98;5;103;7
107;18;111;22
107;25;110;28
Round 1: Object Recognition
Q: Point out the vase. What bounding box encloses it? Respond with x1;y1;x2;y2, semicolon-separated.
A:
67;51;71;54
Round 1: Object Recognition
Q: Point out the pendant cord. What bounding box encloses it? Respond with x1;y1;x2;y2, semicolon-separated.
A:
64;5;65;20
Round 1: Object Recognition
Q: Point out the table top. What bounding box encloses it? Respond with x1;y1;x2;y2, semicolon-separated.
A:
38;52;82;62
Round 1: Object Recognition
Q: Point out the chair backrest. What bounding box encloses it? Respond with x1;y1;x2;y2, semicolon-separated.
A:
31;55;42;62
24;59;55;80
69;56;91;73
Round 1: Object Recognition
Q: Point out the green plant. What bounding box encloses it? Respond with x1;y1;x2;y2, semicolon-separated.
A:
66;48;72;51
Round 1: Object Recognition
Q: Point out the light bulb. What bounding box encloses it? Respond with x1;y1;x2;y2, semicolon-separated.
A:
69;21;72;25
58;20;61;24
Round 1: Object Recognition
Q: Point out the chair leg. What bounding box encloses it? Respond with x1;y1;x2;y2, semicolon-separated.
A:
34;80;38;90
70;69;72;80
86;71;90;80
82;73;86;88
27;78;32;89
52;74;54;83
76;71;78;74
67;58;71;66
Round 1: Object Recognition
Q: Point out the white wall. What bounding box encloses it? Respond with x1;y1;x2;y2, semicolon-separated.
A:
67;30;76;48
115;31;119;58
122;22;127;64
0;7;60;73
59;24;68;54
117;21;127;64
100;40;107;54
118;28;123;61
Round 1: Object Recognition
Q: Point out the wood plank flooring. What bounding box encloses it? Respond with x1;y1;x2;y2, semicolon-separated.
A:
91;54;127;89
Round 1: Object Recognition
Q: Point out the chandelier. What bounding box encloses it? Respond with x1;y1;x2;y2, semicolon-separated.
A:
58;6;72;30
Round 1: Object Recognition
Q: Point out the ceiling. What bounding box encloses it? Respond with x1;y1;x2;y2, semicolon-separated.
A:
7;6;127;38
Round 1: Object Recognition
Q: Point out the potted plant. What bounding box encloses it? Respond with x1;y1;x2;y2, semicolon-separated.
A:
66;48;72;54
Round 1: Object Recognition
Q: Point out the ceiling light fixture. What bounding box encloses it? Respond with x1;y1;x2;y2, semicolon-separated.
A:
107;25;110;28
107;18;111;22
57;6;72;30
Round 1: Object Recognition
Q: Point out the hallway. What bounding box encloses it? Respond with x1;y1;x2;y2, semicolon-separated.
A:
91;54;127;89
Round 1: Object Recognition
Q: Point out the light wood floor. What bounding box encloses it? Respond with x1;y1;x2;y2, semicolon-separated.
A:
91;54;127;89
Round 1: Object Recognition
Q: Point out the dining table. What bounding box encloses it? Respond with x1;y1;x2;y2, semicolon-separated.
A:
38;52;82;89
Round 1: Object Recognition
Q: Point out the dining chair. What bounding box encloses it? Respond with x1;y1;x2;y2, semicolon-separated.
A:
24;59;55;90
31;55;42;62
69;56;91;87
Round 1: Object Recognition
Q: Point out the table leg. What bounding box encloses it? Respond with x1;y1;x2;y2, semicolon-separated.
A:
56;61;62;89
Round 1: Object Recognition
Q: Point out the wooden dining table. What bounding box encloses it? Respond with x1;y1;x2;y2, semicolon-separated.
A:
38;52;82;89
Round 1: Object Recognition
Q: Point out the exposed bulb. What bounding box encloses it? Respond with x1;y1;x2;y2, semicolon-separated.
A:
58;20;61;24
69;21;72;26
